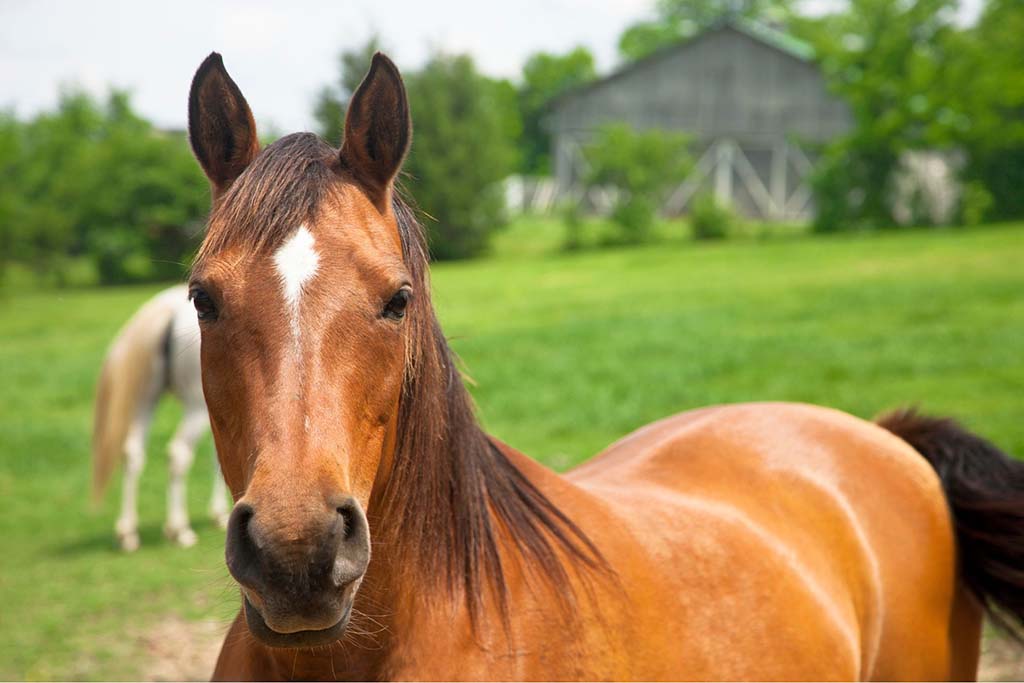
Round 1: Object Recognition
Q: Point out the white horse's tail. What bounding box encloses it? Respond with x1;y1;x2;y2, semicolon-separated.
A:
92;286;187;501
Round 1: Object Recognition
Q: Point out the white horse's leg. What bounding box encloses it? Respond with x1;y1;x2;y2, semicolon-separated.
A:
209;454;230;530
115;418;150;552
163;407;207;547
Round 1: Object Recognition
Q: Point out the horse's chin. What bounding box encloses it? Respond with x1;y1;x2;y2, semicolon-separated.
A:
243;595;352;649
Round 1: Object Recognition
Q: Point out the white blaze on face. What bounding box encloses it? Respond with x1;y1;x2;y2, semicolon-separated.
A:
273;226;320;346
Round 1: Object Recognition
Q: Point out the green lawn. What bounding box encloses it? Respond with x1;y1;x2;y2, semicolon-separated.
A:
1;220;1022;680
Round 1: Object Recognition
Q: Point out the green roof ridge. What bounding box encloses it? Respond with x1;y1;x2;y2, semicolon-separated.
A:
729;16;816;61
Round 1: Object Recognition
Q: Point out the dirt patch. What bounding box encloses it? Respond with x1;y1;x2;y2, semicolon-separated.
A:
138;615;226;682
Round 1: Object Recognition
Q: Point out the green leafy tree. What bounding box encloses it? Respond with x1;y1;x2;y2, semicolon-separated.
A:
518;47;596;174
582;123;691;243
951;0;1024;221
0;89;208;284
4;90;101;280
619;0;792;61
313;36;384;143
0;112;21;278
403;53;521;259
806;0;959;231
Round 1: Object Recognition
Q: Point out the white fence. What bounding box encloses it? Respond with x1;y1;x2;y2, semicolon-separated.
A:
504;148;962;225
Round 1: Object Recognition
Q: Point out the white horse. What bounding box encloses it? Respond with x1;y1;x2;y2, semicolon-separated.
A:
92;285;229;551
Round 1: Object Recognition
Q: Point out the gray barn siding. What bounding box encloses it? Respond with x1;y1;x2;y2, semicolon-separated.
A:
547;25;853;219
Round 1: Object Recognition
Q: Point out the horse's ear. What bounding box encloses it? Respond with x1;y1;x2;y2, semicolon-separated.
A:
188;52;260;196
340;53;411;208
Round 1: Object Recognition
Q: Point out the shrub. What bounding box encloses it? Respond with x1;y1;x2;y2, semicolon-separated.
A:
609;196;658;244
959;181;994;227
582;123;691;245
561;202;585;251
690;193;735;240
961;150;1019;222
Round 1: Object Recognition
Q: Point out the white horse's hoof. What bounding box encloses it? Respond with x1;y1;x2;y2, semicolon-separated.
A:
165;526;198;548
118;531;140;552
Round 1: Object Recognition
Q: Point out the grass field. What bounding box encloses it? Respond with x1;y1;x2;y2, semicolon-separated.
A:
1;219;1022;679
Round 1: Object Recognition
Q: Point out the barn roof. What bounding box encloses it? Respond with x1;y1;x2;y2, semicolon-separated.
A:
546;18;817;112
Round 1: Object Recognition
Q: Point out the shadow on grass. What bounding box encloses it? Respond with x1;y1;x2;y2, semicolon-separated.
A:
47;517;223;558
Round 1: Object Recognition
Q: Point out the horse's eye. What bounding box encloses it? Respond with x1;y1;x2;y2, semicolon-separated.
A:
189;287;218;322
383;288;412;321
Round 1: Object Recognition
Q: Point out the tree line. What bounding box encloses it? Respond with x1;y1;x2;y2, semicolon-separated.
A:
1;0;1021;284
0;91;208;285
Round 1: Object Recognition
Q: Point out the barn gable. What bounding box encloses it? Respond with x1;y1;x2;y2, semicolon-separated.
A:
546;20;853;220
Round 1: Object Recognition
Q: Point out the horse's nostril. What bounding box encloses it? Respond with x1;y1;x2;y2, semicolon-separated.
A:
230;503;255;547
336;503;355;541
225;502;261;589
233;502;254;529
328;496;370;587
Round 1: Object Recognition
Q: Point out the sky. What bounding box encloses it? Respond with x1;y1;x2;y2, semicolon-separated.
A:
1;0;982;135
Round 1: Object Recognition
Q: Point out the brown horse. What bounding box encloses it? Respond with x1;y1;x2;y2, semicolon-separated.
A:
186;52;1024;681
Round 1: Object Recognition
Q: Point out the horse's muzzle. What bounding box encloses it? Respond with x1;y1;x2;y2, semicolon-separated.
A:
224;494;370;647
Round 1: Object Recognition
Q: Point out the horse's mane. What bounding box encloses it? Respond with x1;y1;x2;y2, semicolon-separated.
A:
385;198;606;621
194;132;605;622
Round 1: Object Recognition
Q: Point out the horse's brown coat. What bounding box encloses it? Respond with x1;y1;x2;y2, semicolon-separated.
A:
185;52;994;681
210;404;981;680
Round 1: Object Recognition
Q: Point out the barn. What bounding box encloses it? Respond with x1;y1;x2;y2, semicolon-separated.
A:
544;19;853;221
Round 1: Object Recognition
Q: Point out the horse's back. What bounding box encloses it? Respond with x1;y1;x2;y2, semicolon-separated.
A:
167;292;204;407
567;402;969;680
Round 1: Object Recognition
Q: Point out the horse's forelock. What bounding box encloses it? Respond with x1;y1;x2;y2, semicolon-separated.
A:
193;132;337;271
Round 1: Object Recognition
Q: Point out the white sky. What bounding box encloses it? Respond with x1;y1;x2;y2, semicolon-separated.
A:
0;0;982;134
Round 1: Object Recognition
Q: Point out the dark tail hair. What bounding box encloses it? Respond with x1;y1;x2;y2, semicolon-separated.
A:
878;408;1024;641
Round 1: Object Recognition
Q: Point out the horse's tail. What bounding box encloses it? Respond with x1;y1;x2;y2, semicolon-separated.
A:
878;408;1024;640
92;286;185;501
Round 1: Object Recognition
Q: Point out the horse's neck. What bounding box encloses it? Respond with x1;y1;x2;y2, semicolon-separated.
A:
359;443;599;678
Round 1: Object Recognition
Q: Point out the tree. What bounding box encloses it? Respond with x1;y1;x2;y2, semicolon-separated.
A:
518;47;596;174
80;93;209;283
0;89;208;285
582;123;691;244
0;112;21;279
804;0;960;231
403;53;521;259
952;0;1024;221
313;36;383;143
619;0;792;62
